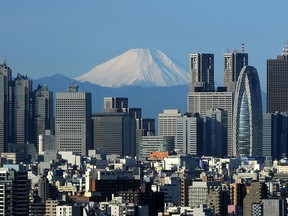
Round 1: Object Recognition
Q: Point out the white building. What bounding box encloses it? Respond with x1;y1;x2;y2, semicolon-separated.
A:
158;109;182;137
56;83;92;155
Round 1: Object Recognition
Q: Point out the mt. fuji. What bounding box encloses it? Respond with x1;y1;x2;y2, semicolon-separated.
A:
75;48;189;87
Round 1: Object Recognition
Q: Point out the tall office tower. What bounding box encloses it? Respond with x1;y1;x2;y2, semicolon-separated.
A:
0;62;12;153
0;165;30;215
262;112;288;159
158;109;182;137
92;113;136;157
233;66;262;157
10;74;32;144
223;47;248;92
104;97;128;113
188;91;233;156
243;182;268;216
32;85;54;152
56;83;92;155
267;48;288;113
175;113;203;156
189;53;214;92
204;108;228;157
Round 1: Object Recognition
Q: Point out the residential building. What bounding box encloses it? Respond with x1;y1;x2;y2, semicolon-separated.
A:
243;182;268;216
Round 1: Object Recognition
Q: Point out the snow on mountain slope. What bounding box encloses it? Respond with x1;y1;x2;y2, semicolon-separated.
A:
75;48;189;87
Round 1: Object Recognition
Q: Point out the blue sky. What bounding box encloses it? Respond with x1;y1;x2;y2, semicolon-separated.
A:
0;1;288;92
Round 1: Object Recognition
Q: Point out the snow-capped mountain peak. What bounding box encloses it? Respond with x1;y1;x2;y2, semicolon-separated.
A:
75;48;189;87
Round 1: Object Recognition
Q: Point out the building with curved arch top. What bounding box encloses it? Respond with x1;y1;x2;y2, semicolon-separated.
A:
233;66;262;156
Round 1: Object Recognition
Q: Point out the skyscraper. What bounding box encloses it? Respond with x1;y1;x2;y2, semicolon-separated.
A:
175;113;203;156
223;47;248;92
233;66;262;157
10;74;32;144
187;91;233;156
56;83;92;155
0;62;12;153
33;85;54;151
92;112;136;157
189;53;214;92
267;49;288;113
262;112;288;160
158;109;182;137
104;97;128;113
204;108;228;157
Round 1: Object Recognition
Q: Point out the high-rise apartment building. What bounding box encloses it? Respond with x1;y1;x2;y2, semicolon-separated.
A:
33;85;54;152
158;109;182;137
243;182;268;216
0;63;12;153
223;48;248;92
56;83;92;155
10;74;32;144
92;113;136;157
233;66;262;157
267;50;288;113
189;53;214;92
0;165;30;216
188;91;233;156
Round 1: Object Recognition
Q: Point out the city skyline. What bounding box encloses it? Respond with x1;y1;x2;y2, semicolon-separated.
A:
1;1;288;92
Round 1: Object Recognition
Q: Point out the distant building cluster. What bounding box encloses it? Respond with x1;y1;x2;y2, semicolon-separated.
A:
0;45;288;215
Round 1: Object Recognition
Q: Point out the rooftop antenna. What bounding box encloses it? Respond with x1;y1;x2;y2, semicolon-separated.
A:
3;56;6;64
283;42;288;56
241;43;245;53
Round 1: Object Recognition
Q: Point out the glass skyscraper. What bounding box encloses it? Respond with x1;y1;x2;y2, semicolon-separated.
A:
233;66;262;156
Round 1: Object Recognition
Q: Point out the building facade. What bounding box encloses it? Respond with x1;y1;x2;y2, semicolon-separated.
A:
262;112;288;160
158;109;182;137
188;91;233;156
175;113;203;156
92;113;136;157
33;85;54;152
56;83;92;155
189;53;214;92
233;66;262;157
267;51;288;113
204;108;228;157
223;49;248;93
0;63;11;153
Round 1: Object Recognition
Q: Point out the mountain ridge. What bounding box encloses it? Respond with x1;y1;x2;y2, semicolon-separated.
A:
75;48;189;88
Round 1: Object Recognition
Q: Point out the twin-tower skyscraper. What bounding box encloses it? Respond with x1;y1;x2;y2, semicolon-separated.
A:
188;46;262;157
